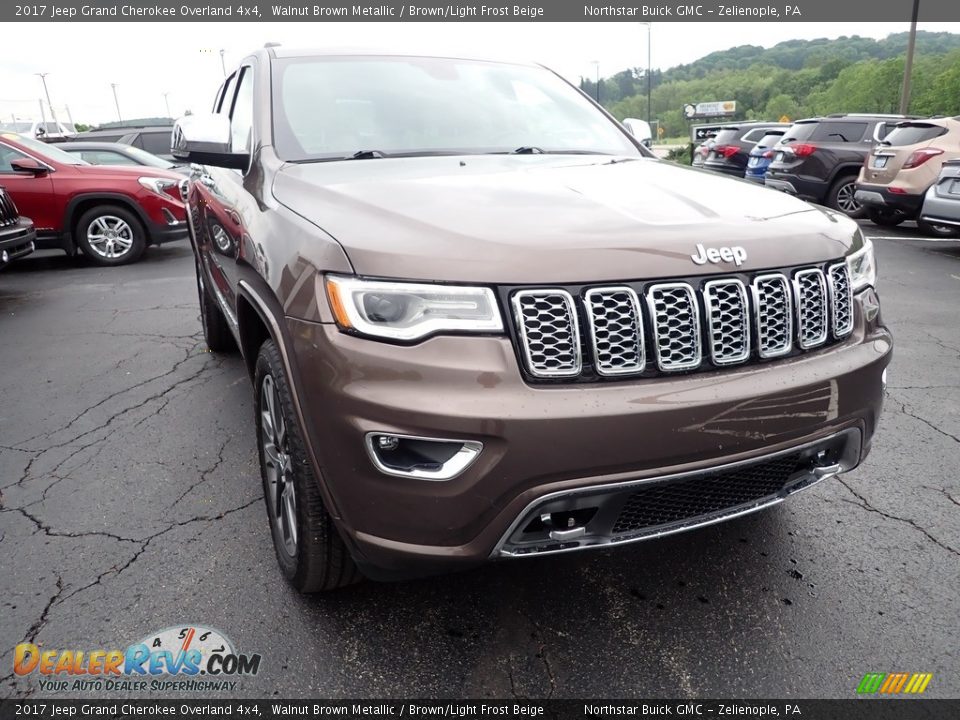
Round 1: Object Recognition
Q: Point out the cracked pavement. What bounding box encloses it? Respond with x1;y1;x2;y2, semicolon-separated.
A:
1;228;957;699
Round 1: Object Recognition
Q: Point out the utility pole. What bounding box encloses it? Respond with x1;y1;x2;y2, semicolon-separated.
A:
219;49;227;77
35;73;59;130
163;92;172;117
899;0;920;115
38;99;47;133
645;23;652;126
111;83;122;122
591;61;600;103
64;104;75;127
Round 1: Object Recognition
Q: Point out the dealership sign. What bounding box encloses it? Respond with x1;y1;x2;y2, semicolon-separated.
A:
683;101;737;119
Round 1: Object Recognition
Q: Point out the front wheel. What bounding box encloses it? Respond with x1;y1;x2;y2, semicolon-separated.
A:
254;340;362;592
76;205;146;265
828;177;865;219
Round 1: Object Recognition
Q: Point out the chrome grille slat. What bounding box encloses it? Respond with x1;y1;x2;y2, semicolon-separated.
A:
703;279;750;365
584;287;645;376
0;190;16;227
827;263;854;338
511;289;581;378
751;273;792;358
646;283;701;371
793;269;829;349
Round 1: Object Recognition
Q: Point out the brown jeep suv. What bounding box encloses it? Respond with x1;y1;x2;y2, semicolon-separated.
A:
174;48;892;591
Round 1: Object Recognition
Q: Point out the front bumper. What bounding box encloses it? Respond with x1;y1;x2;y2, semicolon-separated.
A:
285;291;891;579
0;220;37;268
854;185;924;216
146;218;189;245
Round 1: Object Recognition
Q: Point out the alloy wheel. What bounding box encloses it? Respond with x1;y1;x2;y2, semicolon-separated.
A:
835;182;860;215
260;374;297;556
86;215;134;259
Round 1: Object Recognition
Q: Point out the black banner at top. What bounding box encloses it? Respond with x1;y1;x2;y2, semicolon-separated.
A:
4;0;960;23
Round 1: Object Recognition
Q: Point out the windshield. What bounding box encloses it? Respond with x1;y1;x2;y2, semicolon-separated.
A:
0;132;88;165
0;122;33;133
272;56;641;161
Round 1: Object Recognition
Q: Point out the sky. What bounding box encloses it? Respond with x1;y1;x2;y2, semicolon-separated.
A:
2;21;958;125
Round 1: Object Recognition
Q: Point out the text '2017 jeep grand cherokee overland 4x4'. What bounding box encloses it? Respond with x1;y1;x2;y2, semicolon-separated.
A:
174;48;891;592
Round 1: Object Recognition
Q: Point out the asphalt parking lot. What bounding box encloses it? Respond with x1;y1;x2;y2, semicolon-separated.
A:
1;220;958;699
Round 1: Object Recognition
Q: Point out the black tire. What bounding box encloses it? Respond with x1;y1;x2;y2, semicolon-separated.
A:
254;340;362;592
917;220;960;238
827;176;866;219
75;205;146;265
867;207;907;228
195;261;236;352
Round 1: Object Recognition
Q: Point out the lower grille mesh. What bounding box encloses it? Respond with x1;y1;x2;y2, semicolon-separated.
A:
612;453;803;534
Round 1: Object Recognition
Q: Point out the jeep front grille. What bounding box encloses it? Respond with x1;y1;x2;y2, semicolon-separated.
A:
794;269;828;349
509;262;855;381
0;190;18;228
703;279;750;365
827;263;854;338
584;287;645;375
510;289;581;378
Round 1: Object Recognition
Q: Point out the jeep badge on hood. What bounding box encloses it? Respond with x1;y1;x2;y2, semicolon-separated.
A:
691;243;748;266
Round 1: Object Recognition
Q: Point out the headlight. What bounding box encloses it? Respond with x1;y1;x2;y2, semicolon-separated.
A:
846;238;876;292
325;275;503;341
138;176;181;201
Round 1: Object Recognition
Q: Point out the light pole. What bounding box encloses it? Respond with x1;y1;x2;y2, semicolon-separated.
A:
591;61;600;103
163;92;172;117
639;23;652;126
35;73;60;129
110;83;122;122
219;49;227;77
899;0;920;114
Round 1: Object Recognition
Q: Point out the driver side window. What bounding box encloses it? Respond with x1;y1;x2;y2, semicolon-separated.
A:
0;144;28;173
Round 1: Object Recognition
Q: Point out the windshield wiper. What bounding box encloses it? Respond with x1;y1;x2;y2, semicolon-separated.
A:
510;146;545;154
350;150;389;159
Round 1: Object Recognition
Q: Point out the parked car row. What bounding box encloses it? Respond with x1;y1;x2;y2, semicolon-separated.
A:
0;132;187;266
696;113;960;236
0;185;35;270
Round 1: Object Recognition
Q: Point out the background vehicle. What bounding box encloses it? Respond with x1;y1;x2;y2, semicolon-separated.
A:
175;48;888;592
622;118;653;147
62;141;188;173
703;122;788;177
855;117;960;236
72;121;176;161
744;130;787;184
0;185;35;269
764;114;910;217
0;132;186;265
919;158;960;232
0;120;76;141
691;133;716;167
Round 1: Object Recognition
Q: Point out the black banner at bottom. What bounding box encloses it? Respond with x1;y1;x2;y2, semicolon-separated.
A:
0;699;956;720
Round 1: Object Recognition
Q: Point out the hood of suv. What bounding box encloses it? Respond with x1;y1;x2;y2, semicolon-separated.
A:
274;155;858;284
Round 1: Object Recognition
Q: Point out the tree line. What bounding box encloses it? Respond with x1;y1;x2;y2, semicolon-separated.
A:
579;31;960;138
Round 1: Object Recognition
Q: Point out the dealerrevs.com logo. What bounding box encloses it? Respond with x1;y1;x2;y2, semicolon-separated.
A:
13;625;262;693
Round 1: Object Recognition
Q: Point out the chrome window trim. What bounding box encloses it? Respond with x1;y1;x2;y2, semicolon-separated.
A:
702;278;751;366
793;268;829;349
751;273;793;359
583;286;645;376
511;288;582;378
645;281;701;372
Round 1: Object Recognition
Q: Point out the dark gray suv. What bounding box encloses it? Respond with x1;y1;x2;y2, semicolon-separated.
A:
172;47;891;591
764;114;913;217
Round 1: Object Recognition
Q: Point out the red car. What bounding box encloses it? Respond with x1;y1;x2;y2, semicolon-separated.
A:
0;132;187;265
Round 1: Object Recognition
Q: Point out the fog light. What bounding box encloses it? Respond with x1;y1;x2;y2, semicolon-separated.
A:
1;250;8;263
882;369;887;388
365;433;482;481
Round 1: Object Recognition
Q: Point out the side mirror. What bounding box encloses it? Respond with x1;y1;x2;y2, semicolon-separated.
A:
622;118;653;147
171;114;248;170
35;126;46;137
10;158;49;176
